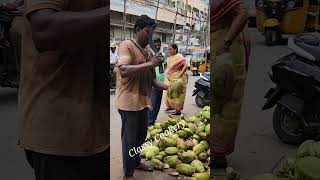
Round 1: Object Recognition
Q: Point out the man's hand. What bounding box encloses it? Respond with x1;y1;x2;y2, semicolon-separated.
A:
163;83;169;90
150;53;163;67
0;2;18;10
153;79;168;90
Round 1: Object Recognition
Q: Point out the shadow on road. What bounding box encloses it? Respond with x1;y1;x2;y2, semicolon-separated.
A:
0;88;18;105
255;38;289;46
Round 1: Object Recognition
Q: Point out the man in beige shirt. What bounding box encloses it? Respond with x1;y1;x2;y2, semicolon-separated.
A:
18;0;109;179
116;15;168;180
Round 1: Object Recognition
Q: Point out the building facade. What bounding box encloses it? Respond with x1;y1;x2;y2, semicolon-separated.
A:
110;0;209;48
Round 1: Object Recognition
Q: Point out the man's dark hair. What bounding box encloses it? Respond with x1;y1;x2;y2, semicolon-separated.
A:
154;37;161;43
134;15;156;33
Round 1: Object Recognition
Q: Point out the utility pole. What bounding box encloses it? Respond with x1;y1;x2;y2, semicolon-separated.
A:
206;6;210;48
202;10;205;47
122;0;127;41
185;0;188;49
155;0;160;22
172;1;179;43
187;8;193;49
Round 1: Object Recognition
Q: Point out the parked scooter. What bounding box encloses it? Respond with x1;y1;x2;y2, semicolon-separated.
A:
193;72;210;108
0;9;22;88
262;33;320;145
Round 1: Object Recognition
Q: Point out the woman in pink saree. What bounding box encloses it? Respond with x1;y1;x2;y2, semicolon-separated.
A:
164;44;188;115
211;0;251;169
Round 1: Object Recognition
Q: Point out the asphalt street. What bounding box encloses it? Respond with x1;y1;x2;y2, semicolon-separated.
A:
229;28;296;178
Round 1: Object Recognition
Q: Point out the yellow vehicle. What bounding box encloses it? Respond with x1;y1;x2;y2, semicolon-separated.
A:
190;48;208;76
306;0;320;32
206;52;210;72
256;0;319;46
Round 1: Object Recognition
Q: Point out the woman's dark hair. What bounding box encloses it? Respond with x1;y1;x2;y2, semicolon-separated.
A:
134;15;156;33
170;43;178;53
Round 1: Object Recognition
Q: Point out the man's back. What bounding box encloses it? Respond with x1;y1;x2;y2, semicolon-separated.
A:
18;0;108;156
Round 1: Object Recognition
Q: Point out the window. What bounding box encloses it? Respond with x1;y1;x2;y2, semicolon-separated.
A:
187;5;192;13
162;34;167;43
178;1;184;9
192;52;205;58
168;0;175;7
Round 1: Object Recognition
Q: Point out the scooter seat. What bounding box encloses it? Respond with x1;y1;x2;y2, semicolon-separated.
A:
201;72;210;79
203;74;210;79
296;42;320;61
203;72;210;76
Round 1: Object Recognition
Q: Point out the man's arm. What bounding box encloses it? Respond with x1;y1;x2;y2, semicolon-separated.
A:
13;0;24;7
119;55;163;78
152;79;168;90
28;7;108;52
118;47;163;78
119;62;154;78
1;0;24;10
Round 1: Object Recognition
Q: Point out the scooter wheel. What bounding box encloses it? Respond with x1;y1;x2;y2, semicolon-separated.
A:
195;94;207;108
193;71;198;76
265;28;281;46
273;104;311;146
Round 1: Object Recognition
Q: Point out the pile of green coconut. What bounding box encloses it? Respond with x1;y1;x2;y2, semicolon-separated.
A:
139;106;211;180
248;139;320;180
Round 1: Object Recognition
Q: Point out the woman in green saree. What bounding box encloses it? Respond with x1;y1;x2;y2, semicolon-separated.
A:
210;0;251;169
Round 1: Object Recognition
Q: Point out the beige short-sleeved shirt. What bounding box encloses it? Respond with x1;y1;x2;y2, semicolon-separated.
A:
115;39;155;111
18;0;108;156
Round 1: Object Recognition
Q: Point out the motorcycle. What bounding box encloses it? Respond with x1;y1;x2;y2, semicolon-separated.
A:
0;9;22;88
192;72;210;108
262;33;320;145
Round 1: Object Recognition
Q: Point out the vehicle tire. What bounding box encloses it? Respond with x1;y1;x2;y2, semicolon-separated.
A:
276;30;282;45
273;104;309;146
248;17;256;28
193;71;198;76
195;94;206;108
265;28;277;46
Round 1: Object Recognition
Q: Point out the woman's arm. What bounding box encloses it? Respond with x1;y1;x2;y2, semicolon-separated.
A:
224;3;248;47
217;3;248;56
179;64;188;78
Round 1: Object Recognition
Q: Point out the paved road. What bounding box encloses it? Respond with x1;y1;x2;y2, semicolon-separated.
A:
0;88;34;180
228;28;296;178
